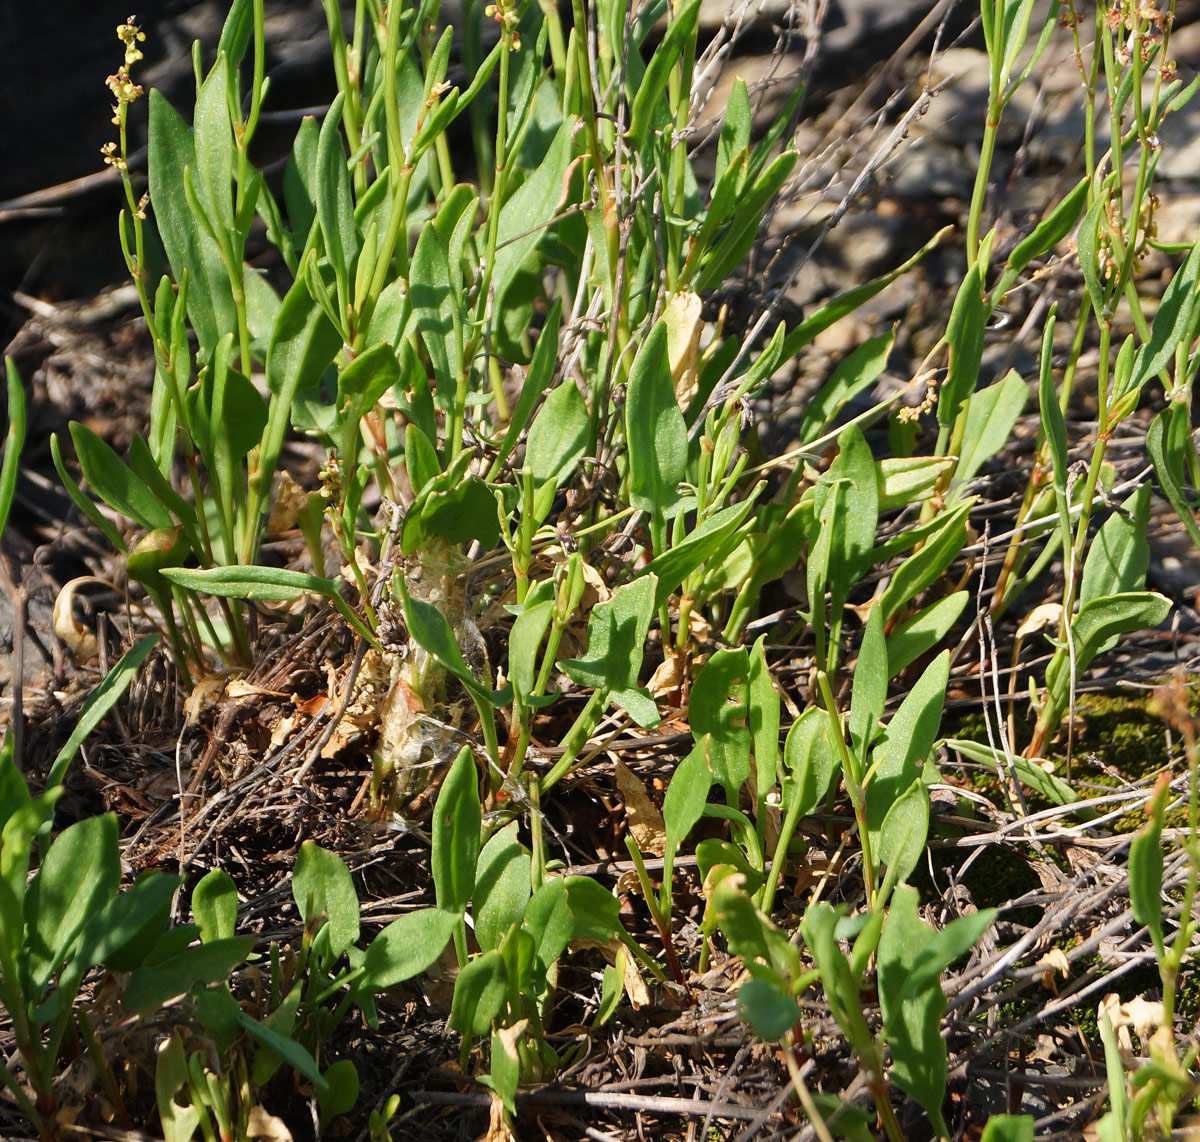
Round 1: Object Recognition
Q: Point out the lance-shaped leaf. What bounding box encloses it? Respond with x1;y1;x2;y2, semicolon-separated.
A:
690;649;751;802
878;886;995;1138
626;323;688;526
432;746;481;917
560;575;659;727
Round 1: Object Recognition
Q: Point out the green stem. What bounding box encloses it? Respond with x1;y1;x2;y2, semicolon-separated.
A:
816;671;877;904
539;690;605;794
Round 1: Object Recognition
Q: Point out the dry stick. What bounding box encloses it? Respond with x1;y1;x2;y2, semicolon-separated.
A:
409;1088;774;1123
948;845;1187;1019
731;1082;802;1142
977;519;1031;817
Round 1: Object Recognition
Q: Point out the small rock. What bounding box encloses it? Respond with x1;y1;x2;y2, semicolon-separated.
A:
884;135;974;201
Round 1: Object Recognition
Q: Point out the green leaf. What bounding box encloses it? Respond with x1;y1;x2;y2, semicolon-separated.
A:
782;708;838;822
257;272;341;528
998;176;1089;291
46;634;159;790
980;1115;1035;1142
293;842;360;962
1129;777;1168;961
877;457;954;511
559;575;659;726
878;503;969;620
1132;236;1200;390
72;869;179;985
70;423;173;531
0;360;26;541
886;592;969;678
474;823;532;953
525;878;573;989
156;1035;203;1142
235;1007;327;1088
945;738;1084;810
160;566;376;645
1147;404;1200;554
738;977;801;1041
405;423;440;495
449;949;508;1036
689;649;752;800
525;377;589;524
193;53;234;239
693;151;799;292
432;747;481;916
316;92;359;319
317;1059;360;1123
399;588;499;711
849;606;887;757
493;118;575;307
187;351;268;465
712;877;774;970
749;636;781;797
123;936;256;1015
565;875;625;944
866;652;948;847
936;260;988;429
361;907;459;990
127;437;198;533
147;93;237;361
192;869;238;945
0;734;30;836
1071;591;1171;666
412;222;462;409
661;738;713;908
411;476;503;551
190;976;243;1052
335;342;400;461
951;369;1028;496
26;813;120;990
779;228;949;360
877;885;951;1137
629;0;702;148
509;599;554;706
640;492;762;609
821;425;879;586
490;302;562;479
798;331;894;445
626;322;688;525
715;78;751;186
877;780;930;897
1080;484;1151;608
696;839;762;896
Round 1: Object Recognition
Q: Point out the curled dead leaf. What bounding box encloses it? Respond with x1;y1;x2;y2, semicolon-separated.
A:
1017;602;1063;640
246;1106;293;1142
1035;946;1070;993
475;1090;515;1142
266;473;308;535
663;289;703;406
183;673;227;724
648;649;685;699
52;577;100;662
615;760;667;857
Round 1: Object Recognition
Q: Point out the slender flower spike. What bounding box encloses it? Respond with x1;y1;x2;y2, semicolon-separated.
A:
117;16;146;67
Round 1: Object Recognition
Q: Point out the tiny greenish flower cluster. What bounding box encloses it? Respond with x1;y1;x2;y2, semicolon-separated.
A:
101;17;145;177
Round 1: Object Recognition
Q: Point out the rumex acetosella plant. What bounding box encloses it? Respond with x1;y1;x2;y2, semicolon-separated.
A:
27;0;1200;1137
